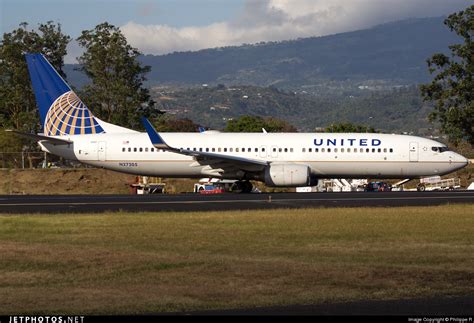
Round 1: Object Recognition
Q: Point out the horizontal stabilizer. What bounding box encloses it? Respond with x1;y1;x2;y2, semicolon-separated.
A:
6;130;73;145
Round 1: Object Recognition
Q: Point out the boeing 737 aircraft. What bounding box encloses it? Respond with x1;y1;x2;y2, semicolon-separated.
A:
11;53;468;192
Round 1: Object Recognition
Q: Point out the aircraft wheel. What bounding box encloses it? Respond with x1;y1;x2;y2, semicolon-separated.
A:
242;181;253;193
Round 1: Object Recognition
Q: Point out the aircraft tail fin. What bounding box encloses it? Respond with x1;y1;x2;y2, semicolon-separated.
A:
25;53;105;136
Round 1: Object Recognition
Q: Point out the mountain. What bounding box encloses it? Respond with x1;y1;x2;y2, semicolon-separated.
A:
65;17;458;90
141;16;458;89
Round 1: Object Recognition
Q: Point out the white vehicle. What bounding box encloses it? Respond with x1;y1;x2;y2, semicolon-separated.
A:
10;54;469;193
416;177;462;192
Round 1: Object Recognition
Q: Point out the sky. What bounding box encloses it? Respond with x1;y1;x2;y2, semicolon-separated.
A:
1;0;472;63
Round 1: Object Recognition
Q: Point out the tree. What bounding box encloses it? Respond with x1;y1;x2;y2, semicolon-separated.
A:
77;22;158;130
0;21;70;132
225;116;266;132
224;115;297;132
420;5;474;145
264;117;297;132
325;122;377;133
154;116;201;132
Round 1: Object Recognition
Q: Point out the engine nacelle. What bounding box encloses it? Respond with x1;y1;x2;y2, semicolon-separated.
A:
264;164;311;187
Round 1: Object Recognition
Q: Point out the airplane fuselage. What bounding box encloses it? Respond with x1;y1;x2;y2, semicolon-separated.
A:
40;132;468;181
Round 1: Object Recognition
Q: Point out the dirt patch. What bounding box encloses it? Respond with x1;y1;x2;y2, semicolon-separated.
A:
0;168;134;195
0;168;203;195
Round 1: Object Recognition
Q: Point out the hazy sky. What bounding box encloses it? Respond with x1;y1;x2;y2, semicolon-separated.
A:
1;0;472;63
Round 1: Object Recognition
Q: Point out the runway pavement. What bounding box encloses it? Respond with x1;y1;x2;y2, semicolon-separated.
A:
0;190;473;213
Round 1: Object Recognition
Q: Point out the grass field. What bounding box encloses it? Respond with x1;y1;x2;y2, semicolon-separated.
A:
1;205;473;314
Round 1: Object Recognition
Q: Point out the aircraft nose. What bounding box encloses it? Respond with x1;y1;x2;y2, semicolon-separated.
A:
454;153;469;167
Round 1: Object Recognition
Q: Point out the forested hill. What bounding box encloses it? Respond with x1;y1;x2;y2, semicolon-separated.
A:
138;16;457;88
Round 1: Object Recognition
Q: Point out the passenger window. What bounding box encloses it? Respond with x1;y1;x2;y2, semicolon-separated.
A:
224;148;227;152
128;148;131;152
236;148;239;152
230;148;233;152
334;148;338;153
366;148;370;153
273;148;277;152
134;148;137;152
341;148;344;153
284;148;288;152
378;148;381;153
309;148;312;152
145;147;148;152
314;148;318;153
262;148;265;152
279;148;282;152
327;148;331;153
212;148;215;152
290;148;293;152
347;148;351;153
383;148;387;153
122;148;125;152
322;148;325;152
372;148;375;153
302;148;306;152
255;148;258;152
206;148;209;152
390;148;393;153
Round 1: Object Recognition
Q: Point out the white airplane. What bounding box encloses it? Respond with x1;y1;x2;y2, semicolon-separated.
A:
11;53;468;192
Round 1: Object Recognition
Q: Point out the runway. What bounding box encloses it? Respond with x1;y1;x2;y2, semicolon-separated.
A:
0;191;473;213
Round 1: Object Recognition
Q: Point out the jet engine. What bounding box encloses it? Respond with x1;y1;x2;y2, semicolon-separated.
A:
264;163;312;187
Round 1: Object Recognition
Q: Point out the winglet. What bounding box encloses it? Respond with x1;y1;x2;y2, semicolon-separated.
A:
141;117;169;149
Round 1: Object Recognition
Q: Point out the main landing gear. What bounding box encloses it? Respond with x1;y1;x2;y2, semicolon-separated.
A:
231;181;253;193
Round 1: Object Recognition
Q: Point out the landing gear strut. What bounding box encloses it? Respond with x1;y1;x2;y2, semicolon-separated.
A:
231;181;253;193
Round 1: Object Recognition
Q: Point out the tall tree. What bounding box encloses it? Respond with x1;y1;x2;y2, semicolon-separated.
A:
77;22;157;129
0;21;70;131
420;5;474;145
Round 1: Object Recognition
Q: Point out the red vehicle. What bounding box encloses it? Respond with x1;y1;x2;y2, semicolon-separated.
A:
364;182;391;192
198;184;225;194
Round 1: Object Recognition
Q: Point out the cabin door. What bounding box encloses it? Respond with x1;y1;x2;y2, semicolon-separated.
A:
409;142;418;162
98;141;107;161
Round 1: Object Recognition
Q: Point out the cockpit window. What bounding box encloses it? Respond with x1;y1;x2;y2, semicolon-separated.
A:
431;146;449;153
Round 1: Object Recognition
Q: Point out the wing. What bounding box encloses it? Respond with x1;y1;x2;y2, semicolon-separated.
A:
6;130;73;145
141;117;267;176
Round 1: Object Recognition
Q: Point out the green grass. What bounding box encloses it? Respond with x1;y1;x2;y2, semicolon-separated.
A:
0;205;473;314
